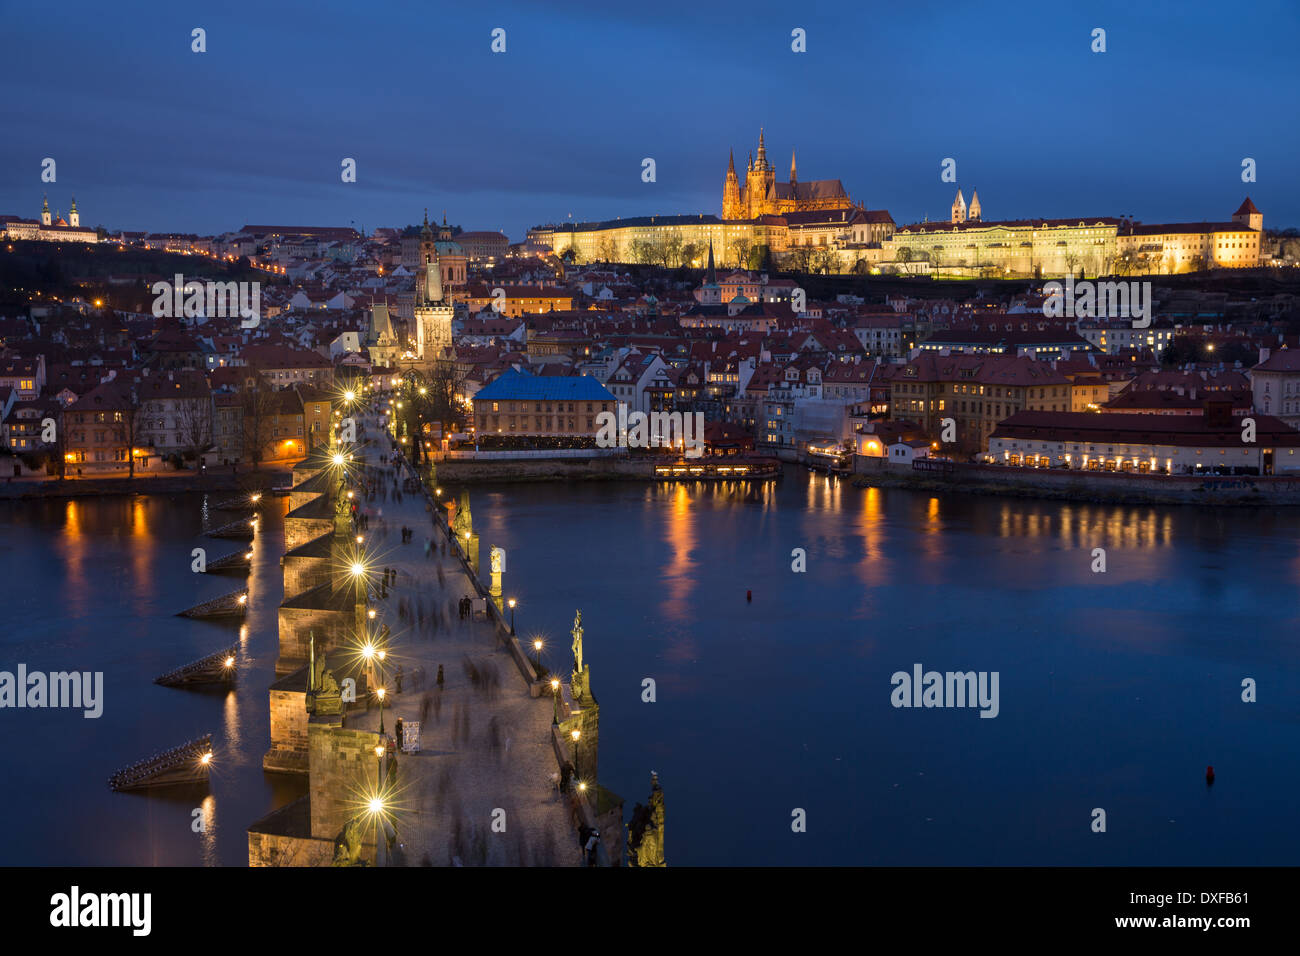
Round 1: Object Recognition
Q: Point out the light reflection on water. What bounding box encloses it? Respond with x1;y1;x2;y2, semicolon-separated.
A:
3;474;1299;865
468;467;1300;866
0;491;303;866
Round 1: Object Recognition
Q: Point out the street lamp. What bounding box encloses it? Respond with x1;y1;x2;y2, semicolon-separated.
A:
367;795;385;867
376;686;386;735
533;637;543;669
507;598;517;635
571;727;581;778
550;678;560;724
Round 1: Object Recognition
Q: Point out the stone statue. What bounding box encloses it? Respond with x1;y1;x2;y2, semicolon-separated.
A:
627;771;665;867
331;815;365;866
571;610;584;674
315;667;343;716
490;547;504;574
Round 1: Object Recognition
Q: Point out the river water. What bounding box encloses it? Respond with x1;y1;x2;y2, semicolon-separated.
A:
1;468;1297;865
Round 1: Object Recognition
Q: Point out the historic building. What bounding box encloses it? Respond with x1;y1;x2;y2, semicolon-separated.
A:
413;213;455;362
722;130;853;220
1114;198;1264;273
0;195;98;242
881;194;1264;277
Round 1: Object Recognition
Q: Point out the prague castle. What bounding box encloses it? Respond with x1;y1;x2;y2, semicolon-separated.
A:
722;129;854;220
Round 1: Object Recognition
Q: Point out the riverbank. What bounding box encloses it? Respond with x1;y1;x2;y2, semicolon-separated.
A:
851;458;1300;505
435;455;780;483
0;467;295;499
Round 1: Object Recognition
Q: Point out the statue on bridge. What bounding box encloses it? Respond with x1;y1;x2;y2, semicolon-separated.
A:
571;610;584;675
627;771;666;867
331;815;365;866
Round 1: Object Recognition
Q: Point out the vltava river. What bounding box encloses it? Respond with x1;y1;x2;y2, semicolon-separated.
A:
1;469;1297;864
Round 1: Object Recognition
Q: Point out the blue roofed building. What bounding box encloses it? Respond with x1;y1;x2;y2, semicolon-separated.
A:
472;368;615;446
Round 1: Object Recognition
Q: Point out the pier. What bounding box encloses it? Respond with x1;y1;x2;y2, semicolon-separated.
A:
108;735;214;791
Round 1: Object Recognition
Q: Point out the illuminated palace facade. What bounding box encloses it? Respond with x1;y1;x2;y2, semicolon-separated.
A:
879;194;1264;277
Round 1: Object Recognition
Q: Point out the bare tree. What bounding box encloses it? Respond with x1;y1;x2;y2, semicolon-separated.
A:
812;245;840;275
595;236;618;263
662;235;684;268
728;237;753;269
177;394;214;465
240;379;281;469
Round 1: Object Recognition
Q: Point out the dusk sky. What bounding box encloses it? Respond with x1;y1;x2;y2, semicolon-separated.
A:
4;0;1297;239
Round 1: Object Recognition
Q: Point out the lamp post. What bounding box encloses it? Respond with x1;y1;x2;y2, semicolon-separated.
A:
550;678;560;724
507;598;517;635
570;727;581;779
368;796;384;867
533;638;543;670
376;686;386;736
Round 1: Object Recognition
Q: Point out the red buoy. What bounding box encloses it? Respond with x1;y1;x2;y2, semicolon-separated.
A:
1205;765;1215;784
746;590;752;603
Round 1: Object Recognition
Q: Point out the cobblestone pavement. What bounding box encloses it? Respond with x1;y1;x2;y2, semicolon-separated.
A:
349;418;577;866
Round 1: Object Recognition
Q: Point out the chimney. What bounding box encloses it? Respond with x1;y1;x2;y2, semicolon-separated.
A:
1203;399;1232;428
1259;346;1271;364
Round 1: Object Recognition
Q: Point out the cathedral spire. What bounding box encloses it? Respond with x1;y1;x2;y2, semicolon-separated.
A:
705;240;716;283
756;128;767;169
728;148;736;176
790;149;797;184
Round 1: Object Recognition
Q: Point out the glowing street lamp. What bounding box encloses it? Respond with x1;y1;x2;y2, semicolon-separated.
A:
376;686;386;735
550;677;560;724
507;598;517;635
571;728;581;778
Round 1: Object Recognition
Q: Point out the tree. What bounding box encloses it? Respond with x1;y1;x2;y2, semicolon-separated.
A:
662;235;684;268
239;379;280;469
896;247;913;263
177;393;215;464
680;242;701;267
595;236;618;263
783;245;813;273
812;245;840;275
728;237;753;269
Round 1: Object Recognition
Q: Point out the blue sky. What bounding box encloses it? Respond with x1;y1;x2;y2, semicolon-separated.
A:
3;0;1296;239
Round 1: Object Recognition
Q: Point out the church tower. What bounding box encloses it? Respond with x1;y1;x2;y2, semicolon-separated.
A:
951;189;967;224
69;196;79;228
968;189;980;222
413;209;454;363
751;129;776;217
790;150;797;187
722;149;743;220
41;195;51;227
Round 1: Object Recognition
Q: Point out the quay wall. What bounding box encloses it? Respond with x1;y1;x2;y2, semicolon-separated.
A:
852;456;1300;505
0;469;294;499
